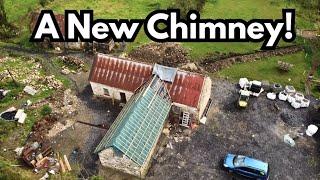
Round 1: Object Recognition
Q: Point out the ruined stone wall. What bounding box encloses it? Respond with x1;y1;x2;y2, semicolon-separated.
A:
198;77;212;119
172;102;199;120
98;148;141;177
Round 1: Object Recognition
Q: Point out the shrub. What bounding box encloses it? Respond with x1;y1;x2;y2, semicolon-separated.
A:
171;0;206;18
39;0;54;7
40;105;52;116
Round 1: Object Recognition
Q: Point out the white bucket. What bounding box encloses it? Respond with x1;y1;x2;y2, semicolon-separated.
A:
291;100;301;109
287;93;295;103
278;91;288;101
301;98;310;108
285;85;296;94
267;92;276;100
306;125;318;136
295;93;304;101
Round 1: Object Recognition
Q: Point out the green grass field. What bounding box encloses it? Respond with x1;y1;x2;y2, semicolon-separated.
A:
3;0;318;59
218;52;308;91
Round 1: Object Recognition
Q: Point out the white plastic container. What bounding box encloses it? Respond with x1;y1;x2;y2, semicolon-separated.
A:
239;78;249;89
291;100;302;109
301;98;310;108
278;91;288;101
295;93;304;101
267;92;276;100
285;85;296;94
284;134;295;147
306;125;318;136
287;93;296;103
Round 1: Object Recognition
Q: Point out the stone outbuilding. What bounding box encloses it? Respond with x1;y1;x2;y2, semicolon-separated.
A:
94;75;172;177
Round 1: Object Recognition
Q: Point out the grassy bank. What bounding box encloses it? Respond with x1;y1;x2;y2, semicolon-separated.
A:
218;52;308;91
3;0;318;59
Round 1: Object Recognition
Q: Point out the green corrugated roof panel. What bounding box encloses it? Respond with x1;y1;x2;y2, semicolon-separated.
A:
95;76;172;166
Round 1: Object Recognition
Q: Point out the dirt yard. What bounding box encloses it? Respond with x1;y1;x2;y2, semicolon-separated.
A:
147;78;320;180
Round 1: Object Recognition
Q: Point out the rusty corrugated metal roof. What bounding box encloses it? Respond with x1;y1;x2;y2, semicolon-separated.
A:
167;71;204;108
89;54;153;92
89;54;205;108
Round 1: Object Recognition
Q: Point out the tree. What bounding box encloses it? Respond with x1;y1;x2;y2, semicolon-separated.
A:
172;0;206;19
0;0;8;26
0;0;18;39
39;0;54;7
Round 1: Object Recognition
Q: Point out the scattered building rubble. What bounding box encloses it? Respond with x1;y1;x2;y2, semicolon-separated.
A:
59;56;85;70
16;141;72;178
1;56;63;93
21;142;54;169
29;116;58;142
128;42;189;66
278;61;294;71
44;76;63;90
28;89;79;141
24;85;38;96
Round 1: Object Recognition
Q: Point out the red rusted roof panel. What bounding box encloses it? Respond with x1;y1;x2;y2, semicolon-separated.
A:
166;71;204;108
89;54;153;92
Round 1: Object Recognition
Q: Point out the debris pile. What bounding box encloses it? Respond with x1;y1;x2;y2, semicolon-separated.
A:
128;42;189;66
1;61;42;87
29;116;58;142
24;86;38;96
51;89;79;118
43;75;63;90
180;62;203;73
278;61;293;71
16;141;72;178
1;56;63;94
61;56;84;69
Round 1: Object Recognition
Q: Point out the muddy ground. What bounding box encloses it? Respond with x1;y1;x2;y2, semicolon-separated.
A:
147;78;320;180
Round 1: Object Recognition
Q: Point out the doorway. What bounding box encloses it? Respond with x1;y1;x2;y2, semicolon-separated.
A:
120;92;127;103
